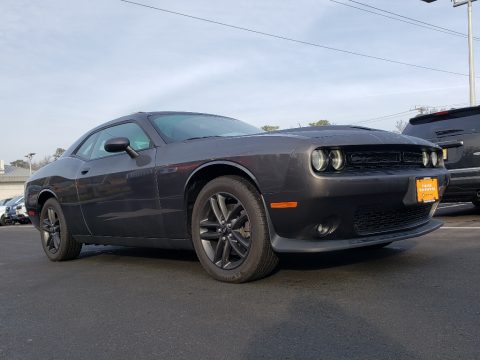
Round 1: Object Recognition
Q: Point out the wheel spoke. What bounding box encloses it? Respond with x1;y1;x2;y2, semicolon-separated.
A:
226;203;242;221
200;231;220;240
229;238;246;258
209;196;224;223
232;214;248;230
41;220;50;233
217;194;229;220
46;235;54;249
47;208;56;224
231;230;249;248
52;233;61;249
200;219;220;228
221;240;231;268
213;238;224;263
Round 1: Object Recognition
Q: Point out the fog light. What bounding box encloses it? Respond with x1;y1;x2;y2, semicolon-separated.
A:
316;223;331;237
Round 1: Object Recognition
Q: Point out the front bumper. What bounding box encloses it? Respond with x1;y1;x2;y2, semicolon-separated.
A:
271;219;442;252
264;168;449;253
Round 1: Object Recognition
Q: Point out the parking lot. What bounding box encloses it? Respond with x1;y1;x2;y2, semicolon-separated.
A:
0;204;479;360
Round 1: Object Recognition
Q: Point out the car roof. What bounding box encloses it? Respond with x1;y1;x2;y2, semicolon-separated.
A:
409;105;480;124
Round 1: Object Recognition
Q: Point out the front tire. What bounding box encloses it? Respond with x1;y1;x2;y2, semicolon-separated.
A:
472;200;480;207
0;215;5;226
40;198;82;261
191;176;278;283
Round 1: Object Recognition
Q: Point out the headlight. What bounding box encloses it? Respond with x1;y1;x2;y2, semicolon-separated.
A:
430;151;438;167
311;149;329;171
422;151;430;167
330;149;345;170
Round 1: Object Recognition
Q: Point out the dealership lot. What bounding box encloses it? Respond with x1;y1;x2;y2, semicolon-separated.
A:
0;205;479;360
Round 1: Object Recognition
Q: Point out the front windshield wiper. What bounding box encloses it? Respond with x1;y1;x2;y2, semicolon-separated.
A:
184;135;222;141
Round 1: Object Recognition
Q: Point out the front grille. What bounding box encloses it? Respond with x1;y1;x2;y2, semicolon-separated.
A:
354;204;432;236
346;149;424;170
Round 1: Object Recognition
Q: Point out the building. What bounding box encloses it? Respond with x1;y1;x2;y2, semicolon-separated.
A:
0;160;30;199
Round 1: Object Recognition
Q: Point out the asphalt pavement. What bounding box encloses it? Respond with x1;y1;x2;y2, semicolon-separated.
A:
0;204;479;360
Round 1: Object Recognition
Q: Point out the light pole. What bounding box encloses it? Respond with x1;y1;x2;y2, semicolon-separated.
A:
422;0;477;106
24;153;36;175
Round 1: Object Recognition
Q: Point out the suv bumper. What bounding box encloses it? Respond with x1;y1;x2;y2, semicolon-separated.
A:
442;167;480;202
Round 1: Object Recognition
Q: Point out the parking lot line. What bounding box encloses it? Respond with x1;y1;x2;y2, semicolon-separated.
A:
440;226;480;229
438;203;471;209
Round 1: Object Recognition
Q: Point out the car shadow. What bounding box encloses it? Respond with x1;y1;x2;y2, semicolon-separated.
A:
77;240;415;273
277;241;415;271
79;245;199;263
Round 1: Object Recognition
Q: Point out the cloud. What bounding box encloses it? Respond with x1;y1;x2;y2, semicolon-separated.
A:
0;0;474;162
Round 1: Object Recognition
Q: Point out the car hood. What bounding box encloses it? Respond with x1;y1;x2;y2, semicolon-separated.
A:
260;126;436;147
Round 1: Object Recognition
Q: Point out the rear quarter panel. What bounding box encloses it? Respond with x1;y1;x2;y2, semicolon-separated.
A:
25;157;89;235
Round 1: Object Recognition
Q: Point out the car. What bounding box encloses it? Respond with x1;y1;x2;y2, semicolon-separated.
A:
0;198;12;226
3;196;24;225
15;201;30;224
25;111;449;282
403;106;480;206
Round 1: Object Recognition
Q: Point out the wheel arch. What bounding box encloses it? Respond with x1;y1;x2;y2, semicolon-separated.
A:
184;161;263;234
37;189;58;212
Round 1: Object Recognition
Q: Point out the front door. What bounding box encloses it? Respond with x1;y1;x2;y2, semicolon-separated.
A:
75;122;164;238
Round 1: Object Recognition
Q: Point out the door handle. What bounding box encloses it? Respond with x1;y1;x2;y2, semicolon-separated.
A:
80;168;90;175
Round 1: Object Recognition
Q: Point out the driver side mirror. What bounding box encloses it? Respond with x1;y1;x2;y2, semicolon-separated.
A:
104;137;139;159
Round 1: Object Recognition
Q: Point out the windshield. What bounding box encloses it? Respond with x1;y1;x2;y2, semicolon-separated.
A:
149;113;261;143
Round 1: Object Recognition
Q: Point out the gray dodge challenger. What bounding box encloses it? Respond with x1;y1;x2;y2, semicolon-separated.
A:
25;112;449;282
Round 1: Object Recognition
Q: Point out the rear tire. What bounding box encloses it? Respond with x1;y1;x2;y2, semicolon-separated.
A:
40;198;82;261
191;176;278;283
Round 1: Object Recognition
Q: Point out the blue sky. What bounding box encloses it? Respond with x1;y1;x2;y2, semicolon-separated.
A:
1;0;478;163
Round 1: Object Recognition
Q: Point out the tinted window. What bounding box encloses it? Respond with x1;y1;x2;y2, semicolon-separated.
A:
404;114;480;140
75;133;99;160
150;114;261;143
90;122;151;160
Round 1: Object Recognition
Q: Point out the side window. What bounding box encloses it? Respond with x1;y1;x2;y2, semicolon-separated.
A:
90;123;151;160
75;133;99;160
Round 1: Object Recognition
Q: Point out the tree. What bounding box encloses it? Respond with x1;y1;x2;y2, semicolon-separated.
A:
53;148;66;161
393;119;408;134
308;120;332;127
10;160;29;168
261;125;280;132
32;155;52;171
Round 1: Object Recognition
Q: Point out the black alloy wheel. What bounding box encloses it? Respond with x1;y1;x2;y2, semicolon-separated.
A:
39;198;82;261
191;176;279;283
41;207;61;254
199;192;251;270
